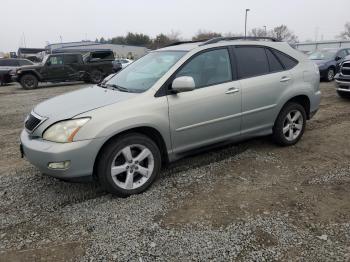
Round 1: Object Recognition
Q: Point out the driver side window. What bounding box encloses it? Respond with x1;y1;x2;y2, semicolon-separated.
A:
176;49;232;89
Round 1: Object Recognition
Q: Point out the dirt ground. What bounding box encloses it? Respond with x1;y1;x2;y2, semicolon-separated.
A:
0;82;349;261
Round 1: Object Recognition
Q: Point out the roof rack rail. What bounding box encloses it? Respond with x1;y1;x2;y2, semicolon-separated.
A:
200;36;280;46
165;39;209;47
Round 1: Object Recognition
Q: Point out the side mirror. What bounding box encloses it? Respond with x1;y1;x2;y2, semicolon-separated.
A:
171;76;195;93
46;61;51;66
335;56;341;61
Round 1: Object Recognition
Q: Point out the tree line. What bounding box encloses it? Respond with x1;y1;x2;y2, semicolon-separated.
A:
95;22;350;49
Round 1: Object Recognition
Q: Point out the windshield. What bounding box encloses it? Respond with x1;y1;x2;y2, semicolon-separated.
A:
308;50;337;60
41;55;49;64
105;51;186;93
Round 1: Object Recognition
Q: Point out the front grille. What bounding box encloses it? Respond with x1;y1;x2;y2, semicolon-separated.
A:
341;68;350;76
341;62;350;76
25;114;41;132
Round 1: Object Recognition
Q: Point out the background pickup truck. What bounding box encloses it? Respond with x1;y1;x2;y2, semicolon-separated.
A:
12;51;115;89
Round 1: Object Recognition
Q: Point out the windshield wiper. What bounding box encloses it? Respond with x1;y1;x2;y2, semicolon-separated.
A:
106;84;130;92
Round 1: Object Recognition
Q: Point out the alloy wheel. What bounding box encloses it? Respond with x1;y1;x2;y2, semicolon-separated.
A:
283;110;303;141
110;144;154;190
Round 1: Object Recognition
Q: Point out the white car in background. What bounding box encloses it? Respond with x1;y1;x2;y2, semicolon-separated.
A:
115;58;133;68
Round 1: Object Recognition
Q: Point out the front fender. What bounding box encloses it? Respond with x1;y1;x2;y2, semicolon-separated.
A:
19;70;42;81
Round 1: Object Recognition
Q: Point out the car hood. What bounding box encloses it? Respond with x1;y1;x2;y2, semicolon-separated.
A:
34;86;138;119
19;64;42;70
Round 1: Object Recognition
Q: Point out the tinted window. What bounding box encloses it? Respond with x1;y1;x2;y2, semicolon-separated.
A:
48;56;64;65
0;59;18;66
19;60;33;66
273;50;298;70
176;48;232;88
235;47;269;79
266;49;284;72
65;55;79;64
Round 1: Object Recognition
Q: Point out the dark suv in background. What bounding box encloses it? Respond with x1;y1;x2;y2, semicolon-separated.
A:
0;58;34;85
11;51;114;89
308;48;350;81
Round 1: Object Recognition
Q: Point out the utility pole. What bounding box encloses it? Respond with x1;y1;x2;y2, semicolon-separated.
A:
245;9;250;38
263;26;267;36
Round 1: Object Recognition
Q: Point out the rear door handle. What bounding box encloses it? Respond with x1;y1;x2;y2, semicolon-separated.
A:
225;87;239;94
280;76;291;82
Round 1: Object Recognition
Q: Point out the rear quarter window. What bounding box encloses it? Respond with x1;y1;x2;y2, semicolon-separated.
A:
272;49;298;70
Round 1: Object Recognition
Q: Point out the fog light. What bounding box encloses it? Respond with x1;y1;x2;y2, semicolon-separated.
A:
48;161;71;170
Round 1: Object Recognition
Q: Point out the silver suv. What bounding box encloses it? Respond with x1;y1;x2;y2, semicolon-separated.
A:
20;37;321;196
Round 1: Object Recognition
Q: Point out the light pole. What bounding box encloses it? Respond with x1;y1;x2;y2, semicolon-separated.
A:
263;26;267;36
245;9;250;38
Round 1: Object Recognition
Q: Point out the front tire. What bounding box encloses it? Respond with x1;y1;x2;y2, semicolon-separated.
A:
273;102;306;146
326;68;335;82
97;133;161;197
89;70;103;84
20;74;38;89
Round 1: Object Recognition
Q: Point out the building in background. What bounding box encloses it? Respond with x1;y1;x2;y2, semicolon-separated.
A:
46;41;149;59
295;40;350;53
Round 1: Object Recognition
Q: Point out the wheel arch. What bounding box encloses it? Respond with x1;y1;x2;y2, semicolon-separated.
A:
92;126;169;180
278;94;311;120
19;71;41;81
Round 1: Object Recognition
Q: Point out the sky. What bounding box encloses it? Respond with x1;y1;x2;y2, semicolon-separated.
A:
0;0;349;52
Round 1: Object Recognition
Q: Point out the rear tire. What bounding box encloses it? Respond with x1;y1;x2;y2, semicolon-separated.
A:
89;70;103;84
337;90;350;99
20;74;38;89
272;102;306;146
97;133;162;197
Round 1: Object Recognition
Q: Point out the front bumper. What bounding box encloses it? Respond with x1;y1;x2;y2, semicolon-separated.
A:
20;130;104;179
334;74;350;92
11;75;19;82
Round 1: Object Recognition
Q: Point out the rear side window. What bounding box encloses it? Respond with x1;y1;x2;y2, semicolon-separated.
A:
266;49;284;72
235;46;269;79
65;55;79;64
272;50;298;70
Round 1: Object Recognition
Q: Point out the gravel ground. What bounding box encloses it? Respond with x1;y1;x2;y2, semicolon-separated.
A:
0;81;349;261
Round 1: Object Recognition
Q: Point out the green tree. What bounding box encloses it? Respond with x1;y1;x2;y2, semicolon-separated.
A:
192;30;222;41
125;32;151;46
271;25;298;44
111;36;127;45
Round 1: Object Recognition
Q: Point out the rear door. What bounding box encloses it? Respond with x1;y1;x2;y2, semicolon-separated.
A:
234;46;296;135
64;54;82;80
167;47;242;154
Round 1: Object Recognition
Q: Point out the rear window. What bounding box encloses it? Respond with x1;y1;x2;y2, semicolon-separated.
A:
272;50;298;70
235;46;269;79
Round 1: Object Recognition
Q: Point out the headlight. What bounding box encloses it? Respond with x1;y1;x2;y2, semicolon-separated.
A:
16;69;22;74
43;118;90;143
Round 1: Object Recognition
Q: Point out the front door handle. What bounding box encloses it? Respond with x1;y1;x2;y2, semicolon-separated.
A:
280;76;291;82
225;87;239;94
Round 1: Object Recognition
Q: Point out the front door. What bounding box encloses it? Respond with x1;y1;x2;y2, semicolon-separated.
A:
167;48;242;154
42;55;67;81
